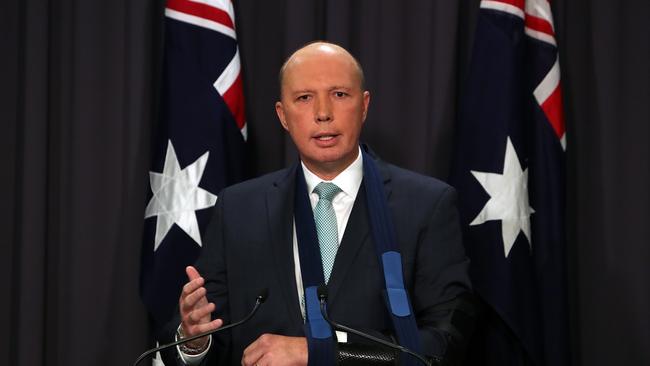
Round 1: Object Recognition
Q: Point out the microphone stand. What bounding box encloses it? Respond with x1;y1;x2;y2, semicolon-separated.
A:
133;291;268;366
317;288;432;366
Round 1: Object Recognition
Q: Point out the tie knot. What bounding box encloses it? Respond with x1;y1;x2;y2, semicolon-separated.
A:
314;182;341;202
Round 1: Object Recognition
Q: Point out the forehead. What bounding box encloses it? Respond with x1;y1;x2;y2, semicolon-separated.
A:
282;50;361;91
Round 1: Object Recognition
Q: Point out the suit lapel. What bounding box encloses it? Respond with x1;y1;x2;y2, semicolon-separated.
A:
266;164;303;324
326;185;369;308
326;156;394;309
265;152;394;322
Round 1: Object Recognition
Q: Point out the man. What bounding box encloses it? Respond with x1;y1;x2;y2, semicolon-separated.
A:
167;42;474;365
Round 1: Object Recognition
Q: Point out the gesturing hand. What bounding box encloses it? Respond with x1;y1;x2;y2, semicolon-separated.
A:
241;334;308;366
179;266;223;348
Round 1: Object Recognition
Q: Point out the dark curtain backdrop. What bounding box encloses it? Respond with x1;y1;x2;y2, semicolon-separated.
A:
555;1;650;365
1;0;647;365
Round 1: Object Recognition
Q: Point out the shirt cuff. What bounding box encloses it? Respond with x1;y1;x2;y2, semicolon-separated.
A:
175;325;211;365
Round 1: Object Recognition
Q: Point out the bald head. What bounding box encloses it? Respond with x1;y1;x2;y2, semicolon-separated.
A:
278;42;366;97
274;41;371;180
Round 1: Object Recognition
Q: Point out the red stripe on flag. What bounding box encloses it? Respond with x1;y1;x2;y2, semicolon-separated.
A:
490;0;525;11
525;14;555;37
221;73;246;130
540;85;565;139
166;0;234;30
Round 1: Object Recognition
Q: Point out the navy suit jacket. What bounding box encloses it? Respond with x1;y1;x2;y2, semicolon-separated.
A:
175;153;471;365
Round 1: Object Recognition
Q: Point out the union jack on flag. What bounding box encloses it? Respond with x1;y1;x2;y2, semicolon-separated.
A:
140;0;246;359
450;0;569;365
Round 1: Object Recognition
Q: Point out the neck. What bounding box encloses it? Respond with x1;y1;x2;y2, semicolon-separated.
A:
302;165;343;181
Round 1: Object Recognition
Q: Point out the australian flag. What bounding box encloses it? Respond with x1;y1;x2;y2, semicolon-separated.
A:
450;1;569;365
141;0;246;346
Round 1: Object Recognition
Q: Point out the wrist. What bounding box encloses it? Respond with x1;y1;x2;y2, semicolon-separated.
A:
177;325;209;355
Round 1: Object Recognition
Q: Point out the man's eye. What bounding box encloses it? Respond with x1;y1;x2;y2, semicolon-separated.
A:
334;91;348;98
297;95;311;102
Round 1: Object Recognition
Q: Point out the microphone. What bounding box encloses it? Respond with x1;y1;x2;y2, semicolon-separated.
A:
316;285;432;366
133;289;269;366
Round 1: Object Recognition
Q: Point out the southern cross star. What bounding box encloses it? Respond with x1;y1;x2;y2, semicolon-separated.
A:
145;140;217;251
470;137;535;257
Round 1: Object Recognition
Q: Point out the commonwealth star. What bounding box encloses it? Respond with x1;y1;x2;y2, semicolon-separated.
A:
145;140;217;250
469;137;535;257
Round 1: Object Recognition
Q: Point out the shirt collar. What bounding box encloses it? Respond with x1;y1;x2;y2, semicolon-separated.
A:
301;146;364;200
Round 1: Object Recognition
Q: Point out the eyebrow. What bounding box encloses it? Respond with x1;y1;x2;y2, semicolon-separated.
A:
290;86;352;94
289;89;313;97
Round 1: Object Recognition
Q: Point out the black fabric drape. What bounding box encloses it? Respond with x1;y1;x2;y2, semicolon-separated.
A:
556;0;650;365
1;0;160;364
1;0;648;365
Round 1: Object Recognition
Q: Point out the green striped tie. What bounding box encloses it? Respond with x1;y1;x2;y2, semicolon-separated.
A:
313;182;342;283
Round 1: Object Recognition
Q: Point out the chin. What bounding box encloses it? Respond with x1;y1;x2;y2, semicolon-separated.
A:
318;149;346;161
322;151;357;167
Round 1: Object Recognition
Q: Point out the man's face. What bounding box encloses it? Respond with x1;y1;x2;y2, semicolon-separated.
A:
276;46;370;179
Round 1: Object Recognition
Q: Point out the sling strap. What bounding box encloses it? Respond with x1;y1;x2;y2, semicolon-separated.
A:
362;146;422;366
295;147;422;365
294;168;336;366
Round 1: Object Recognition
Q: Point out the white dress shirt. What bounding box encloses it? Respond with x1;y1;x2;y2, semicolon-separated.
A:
293;149;364;319
179;148;364;364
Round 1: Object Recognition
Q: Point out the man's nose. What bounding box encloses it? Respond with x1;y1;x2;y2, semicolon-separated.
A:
314;95;332;122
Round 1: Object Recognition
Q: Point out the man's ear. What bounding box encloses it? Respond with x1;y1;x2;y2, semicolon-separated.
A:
276;101;289;131
361;91;371;123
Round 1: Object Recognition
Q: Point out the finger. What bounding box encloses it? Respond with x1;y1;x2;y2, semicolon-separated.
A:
241;334;269;366
182;286;207;308
183;301;212;325
241;350;262;366
186;318;223;336
251;354;268;366
181;276;205;300
186;266;202;281
188;302;216;323
180;289;207;316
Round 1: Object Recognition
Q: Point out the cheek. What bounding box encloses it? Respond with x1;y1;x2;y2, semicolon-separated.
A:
341;104;365;122
286;110;312;128
287;123;311;142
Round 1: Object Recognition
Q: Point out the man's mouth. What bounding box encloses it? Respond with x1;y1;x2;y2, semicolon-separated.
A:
313;133;340;146
315;135;336;141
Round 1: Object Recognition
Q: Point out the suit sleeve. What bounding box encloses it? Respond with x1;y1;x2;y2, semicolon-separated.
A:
411;186;474;359
191;188;233;365
155;189;232;366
